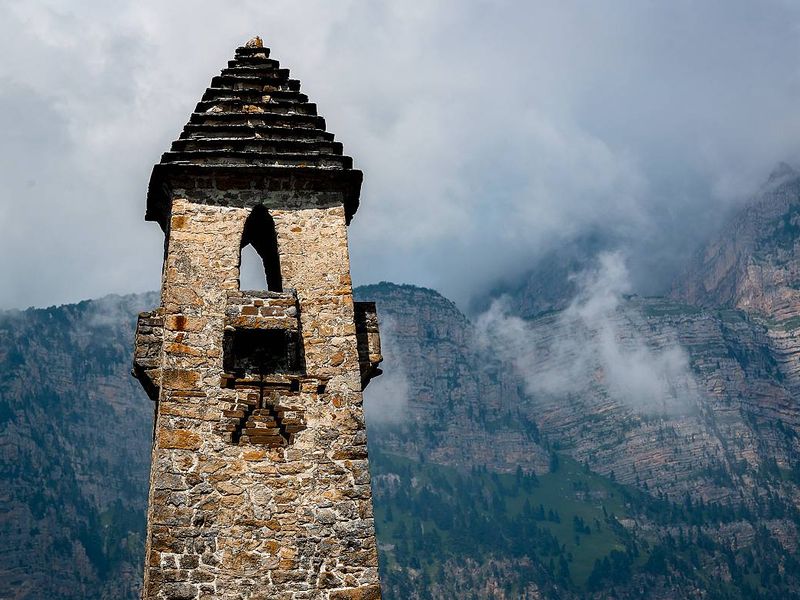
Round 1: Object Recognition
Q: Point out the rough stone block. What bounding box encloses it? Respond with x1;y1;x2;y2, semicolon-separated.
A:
162;369;201;390
329;584;382;600
160;429;203;451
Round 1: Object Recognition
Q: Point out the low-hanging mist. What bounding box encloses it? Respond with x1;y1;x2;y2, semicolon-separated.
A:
362;314;411;425
476;252;700;415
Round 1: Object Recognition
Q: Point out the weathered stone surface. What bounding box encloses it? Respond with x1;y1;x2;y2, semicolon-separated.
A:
160;429;203;451
329;584;382;600
136;40;383;599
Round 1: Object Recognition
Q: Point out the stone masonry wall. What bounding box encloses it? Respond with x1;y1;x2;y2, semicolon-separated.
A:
141;197;381;600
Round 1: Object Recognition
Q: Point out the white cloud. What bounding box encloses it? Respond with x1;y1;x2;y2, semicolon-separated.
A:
476;252;699;414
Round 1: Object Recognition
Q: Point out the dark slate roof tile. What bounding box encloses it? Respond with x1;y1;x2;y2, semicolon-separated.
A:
156;42;353;172
147;38;362;225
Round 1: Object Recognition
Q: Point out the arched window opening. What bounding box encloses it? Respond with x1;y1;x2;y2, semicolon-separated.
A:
239;206;282;292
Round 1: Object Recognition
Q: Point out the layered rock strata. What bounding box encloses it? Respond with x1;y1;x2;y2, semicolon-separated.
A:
673;166;800;395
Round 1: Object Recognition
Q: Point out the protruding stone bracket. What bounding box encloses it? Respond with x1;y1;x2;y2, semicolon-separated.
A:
354;302;383;390
227;387;306;447
133;308;165;401
218;375;328;447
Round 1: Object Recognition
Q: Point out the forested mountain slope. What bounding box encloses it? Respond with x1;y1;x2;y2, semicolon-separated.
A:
0;293;156;599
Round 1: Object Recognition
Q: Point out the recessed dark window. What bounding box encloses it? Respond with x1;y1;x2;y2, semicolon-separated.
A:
223;328;300;377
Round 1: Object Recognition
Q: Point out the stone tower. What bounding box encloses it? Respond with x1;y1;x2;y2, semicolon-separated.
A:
133;37;383;600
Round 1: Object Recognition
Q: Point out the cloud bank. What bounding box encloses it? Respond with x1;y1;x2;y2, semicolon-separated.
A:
2;1;800;308
476;253;699;415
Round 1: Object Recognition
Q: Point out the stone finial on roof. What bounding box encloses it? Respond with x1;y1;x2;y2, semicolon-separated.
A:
245;36;263;48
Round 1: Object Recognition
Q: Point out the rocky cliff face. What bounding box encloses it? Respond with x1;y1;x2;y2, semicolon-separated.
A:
364;164;800;594
364;281;800;599
0;293;156;599
672;164;800;401
506;297;800;501
357;283;550;475
672;163;800;316
364;279;800;503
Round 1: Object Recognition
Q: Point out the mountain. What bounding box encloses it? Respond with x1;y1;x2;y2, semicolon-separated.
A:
356;283;549;475
672;163;800;315
4;168;800;598
364;282;800;599
3;284;800;599
362;165;800;597
469;232;614;319
671;163;800;398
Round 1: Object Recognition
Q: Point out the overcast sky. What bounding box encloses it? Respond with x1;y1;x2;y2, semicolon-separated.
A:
2;0;800;310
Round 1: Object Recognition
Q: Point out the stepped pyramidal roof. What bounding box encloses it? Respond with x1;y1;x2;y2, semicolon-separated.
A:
146;36;362;225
